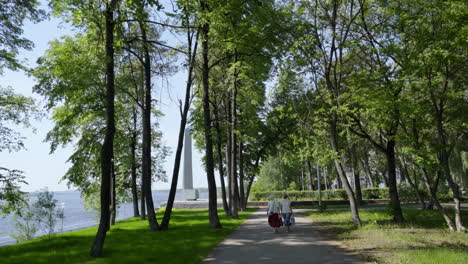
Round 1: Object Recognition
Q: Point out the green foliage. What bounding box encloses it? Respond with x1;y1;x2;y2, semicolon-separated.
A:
0;167;27;216
0;208;254;264
0;59;39;219
32;189;58;239
33;31;169;208
249;186;448;202
0;0;45;73
252;154;303;192
10;205;38;243
0;86;38;153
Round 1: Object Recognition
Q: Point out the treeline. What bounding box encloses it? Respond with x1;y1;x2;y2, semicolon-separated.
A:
0;0;466;258
258;0;467;233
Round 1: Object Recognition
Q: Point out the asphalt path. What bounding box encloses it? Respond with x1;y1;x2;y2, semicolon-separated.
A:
202;209;368;264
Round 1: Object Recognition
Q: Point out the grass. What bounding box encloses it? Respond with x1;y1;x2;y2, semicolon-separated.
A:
305;208;468;264
0;208;254;264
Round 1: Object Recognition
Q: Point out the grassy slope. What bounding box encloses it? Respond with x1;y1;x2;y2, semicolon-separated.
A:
0;208;254;264
305;209;468;264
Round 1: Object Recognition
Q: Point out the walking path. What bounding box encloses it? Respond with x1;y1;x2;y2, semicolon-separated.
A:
202;209;367;264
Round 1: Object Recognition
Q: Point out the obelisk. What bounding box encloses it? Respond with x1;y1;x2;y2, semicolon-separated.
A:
183;127;198;200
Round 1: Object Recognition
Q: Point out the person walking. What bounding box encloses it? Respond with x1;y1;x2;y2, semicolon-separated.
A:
280;193;293;232
267;194;281;233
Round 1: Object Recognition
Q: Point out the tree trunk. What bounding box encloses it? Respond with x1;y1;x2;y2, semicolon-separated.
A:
306;161;314;190
139;21;159;231
359;157;375;188
140;188;146;220
90;1;116;257
324;167;329;190
245;176;255;209
360;157;375;188
421;167;455;230
353;166;362;206
230;74;239;218
330;115;361;227
385;139;404;222
200;11;222;228
225;92;233;215
317;164;322;207
350;149;363;205
400;158;426;209
213;101;229;216
426;170;441;210
239;142;246;211
439;148;465;232
160;27;198;230
131;109;140;217
434;107;465;232
301;166;305;190
110;162;116;226
215;125;229;215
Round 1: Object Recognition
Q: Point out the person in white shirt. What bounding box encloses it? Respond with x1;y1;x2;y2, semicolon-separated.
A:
279;193;293;232
267;194;281;233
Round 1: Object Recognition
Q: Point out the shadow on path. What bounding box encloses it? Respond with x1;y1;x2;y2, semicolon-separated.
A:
202;209;367;264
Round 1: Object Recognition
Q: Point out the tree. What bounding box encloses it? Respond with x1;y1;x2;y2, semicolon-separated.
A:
0;167;27;216
0;0;44;216
0;0;45;73
391;0;467;231
89;0;118;255
33;189;58;239
291;0;363;227
0;87;37;215
160;3;199;230
199;0;222;229
10;200;38;242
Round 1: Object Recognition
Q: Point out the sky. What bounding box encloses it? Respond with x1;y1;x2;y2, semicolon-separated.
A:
0;2;209;192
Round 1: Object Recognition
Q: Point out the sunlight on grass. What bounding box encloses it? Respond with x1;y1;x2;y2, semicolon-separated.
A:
305;208;468;264
0;208;254;264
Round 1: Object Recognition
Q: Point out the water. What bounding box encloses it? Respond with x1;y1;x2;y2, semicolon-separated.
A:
0;190;207;246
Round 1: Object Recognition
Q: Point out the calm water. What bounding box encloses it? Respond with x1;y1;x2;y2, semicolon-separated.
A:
0;190;207;246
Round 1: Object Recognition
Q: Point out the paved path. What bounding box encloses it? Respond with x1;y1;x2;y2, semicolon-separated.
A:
202;209;367;264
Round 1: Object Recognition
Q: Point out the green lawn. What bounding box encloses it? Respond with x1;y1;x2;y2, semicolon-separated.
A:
305;208;468;264
0;208;254;264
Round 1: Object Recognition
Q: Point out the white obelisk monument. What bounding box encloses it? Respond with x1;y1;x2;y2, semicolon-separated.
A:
183;127;198;200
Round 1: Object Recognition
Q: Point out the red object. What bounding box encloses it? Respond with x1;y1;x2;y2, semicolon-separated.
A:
268;213;282;228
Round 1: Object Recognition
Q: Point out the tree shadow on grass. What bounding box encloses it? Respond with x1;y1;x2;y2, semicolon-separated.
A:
305;208;468;263
0;209;254;264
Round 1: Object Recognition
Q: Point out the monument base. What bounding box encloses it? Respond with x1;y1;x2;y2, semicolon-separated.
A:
159;199;224;209
183;189;199;201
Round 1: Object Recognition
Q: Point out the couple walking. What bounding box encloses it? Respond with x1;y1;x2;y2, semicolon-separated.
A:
267;193;294;233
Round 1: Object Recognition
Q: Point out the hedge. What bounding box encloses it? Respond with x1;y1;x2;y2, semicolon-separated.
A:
249;185;465;203
249;186;443;202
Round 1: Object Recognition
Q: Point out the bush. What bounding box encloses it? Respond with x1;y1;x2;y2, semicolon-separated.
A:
362;188;389;200
33;189;58;239
251;188;373;201
249;186;465;202
10;206;38;242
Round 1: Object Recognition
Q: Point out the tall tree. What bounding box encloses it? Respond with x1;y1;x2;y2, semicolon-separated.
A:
90;0;118;255
293;0;363;226
160;4;199;230
199;0;222;228
0;0;44;216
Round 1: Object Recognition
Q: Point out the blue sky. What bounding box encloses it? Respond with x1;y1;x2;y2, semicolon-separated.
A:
0;2;208;192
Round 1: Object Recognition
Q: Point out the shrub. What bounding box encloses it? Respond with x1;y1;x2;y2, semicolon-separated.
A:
10;205;38;242
249;186;465;202
362;188;389;200
250;188;383;201
33;189;58;239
